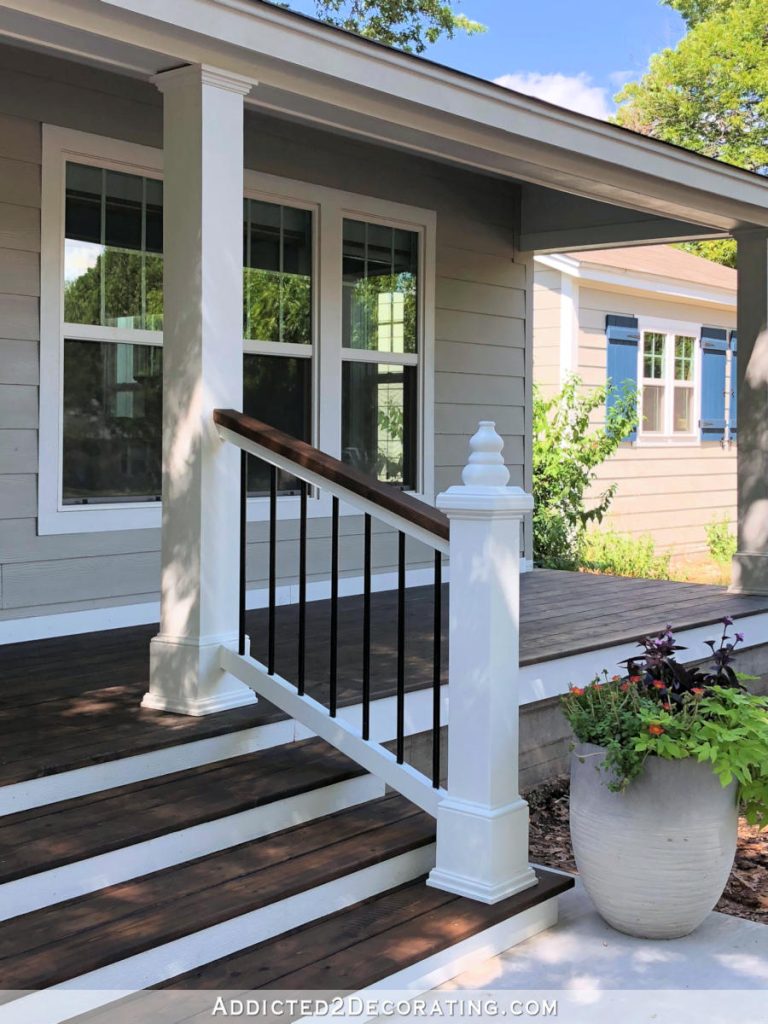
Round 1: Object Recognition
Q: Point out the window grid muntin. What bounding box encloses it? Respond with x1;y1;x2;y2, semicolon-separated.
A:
638;326;698;439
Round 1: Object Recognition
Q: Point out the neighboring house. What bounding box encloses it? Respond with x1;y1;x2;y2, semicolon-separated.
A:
2;0;768;1010
534;245;737;554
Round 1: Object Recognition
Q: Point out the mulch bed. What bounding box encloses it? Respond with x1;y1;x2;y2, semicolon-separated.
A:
526;775;768;925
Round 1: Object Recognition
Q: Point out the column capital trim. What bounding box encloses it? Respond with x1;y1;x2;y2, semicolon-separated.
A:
152;63;256;97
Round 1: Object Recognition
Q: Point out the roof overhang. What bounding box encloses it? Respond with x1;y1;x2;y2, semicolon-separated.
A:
2;0;767;244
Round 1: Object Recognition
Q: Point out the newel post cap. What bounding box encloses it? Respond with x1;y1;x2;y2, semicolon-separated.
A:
436;421;534;515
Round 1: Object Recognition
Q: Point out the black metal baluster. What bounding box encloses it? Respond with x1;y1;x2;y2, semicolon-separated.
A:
298;481;307;695
238;450;247;657
330;496;339;717
268;464;277;675
362;513;372;740
432;550;442;788
396;531;406;764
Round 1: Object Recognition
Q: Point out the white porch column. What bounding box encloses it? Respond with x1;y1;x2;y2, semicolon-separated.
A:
732;230;768;595
143;65;257;716
428;423;537;904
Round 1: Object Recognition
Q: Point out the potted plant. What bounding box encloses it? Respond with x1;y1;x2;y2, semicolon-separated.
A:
562;618;768;939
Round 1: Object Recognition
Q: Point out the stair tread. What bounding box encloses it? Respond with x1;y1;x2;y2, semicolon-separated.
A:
0;793;434;991
0;738;366;884
160;869;575;992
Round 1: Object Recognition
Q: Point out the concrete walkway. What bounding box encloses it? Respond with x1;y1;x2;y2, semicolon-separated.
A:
439;879;768;1023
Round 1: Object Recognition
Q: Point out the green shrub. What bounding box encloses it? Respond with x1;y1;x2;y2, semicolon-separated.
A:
706;515;737;565
582;529;671;580
532;376;637;570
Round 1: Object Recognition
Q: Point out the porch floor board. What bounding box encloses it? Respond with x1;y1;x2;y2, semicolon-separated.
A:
1;570;766;788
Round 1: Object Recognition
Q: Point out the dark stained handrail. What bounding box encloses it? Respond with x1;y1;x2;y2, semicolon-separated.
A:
214;408;450;544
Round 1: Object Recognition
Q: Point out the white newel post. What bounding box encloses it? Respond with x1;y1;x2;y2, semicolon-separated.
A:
427;422;537;903
143;65;257;716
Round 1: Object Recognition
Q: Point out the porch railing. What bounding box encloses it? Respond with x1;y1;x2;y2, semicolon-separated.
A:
214;408;537;903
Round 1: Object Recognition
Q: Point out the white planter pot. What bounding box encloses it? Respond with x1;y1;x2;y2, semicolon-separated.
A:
570;743;738;939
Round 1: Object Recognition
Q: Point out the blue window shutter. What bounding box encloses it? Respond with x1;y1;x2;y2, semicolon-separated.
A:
699;326;728;442
605;314;639;442
729;331;737;439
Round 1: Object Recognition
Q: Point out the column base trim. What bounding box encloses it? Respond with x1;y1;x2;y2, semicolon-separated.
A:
730;553;768;596
426;865;538;905
140;688;257;717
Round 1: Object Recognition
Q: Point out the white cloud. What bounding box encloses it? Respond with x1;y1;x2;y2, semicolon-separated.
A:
493;71;613;121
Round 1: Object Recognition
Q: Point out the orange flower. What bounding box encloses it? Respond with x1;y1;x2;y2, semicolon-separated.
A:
652;680;666;690
611;674;621;681
662;702;672;712
570;686;585;697
629;675;641;684
691;687;705;696
648;723;664;736
620;682;630;692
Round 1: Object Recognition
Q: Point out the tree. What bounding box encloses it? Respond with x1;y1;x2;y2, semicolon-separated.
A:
615;0;768;267
304;1;485;53
532;377;637;570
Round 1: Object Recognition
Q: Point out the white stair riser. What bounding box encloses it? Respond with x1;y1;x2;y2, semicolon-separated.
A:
3;844;437;1024
0;774;384;922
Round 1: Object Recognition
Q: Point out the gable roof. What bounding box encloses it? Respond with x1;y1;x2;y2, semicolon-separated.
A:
569;245;736;292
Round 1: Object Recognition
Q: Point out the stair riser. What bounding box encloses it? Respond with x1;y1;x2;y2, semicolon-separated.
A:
6;845;437;1024
0;721;293;816
0;775;384;922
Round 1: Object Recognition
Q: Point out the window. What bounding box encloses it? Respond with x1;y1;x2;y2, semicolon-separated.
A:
341;219;420;488
40;129;435;534
639;326;698;439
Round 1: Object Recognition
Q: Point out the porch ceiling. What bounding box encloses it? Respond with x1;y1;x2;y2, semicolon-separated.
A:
2;0;767;248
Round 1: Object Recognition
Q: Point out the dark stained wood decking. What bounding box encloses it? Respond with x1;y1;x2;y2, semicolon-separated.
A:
1;570;766;787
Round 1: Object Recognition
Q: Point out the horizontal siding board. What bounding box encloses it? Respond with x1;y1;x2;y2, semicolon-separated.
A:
0;203;40;253
436;433;524;468
0;339;38;385
0;113;41;164
0;475;35;519
436;463;524;494
2;551;161;609
436;247;524;289
0;384;36;428
0;430;36;475
435;403;524;436
435;309;524;348
436;277;525;318
0;294;38;341
0;157;40;210
435;339;524;377
436;372;524;407
0;249;38;296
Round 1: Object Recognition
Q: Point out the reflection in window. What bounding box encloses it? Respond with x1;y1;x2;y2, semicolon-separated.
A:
674;336;694;381
342;362;416;489
642;385;664;433
673;387;693;433
244;200;312;345
643;332;665;379
342;220;417;353
244;353;312;495
64;163;163;330
62;339;162;503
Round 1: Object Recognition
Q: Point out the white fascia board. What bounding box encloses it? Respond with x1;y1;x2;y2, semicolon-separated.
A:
5;0;768;232
535;253;736;310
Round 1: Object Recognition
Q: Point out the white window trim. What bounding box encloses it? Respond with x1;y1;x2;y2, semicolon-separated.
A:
39;128;436;535
635;315;701;447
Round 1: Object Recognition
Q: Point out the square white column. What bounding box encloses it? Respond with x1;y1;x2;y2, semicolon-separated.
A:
143;64;257;715
732;230;768;595
428;422;537;903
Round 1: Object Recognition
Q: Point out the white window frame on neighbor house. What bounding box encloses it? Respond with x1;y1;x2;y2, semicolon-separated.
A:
635;316;702;446
39;127;436;535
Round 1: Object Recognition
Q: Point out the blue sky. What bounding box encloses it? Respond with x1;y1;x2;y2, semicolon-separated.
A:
283;0;686;119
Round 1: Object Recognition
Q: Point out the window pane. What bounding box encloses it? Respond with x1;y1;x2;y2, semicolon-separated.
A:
643;332;665;379
244;354;312;494
673;387;693;432
244;199;312;345
342;362;417;488
64;163;164;331
642;385;664;432
63;340;162;503
342;219;418;354
674;335;694;381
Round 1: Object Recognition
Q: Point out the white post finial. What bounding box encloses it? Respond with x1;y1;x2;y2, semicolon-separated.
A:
428;421;537;904
462;421;510;487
